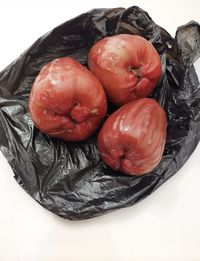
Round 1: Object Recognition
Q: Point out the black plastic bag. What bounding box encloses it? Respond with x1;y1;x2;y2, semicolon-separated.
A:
0;6;200;220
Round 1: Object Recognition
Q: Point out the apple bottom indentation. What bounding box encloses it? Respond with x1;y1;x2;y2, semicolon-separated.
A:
102;148;135;174
101;146;154;176
69;105;90;123
32;100;96;134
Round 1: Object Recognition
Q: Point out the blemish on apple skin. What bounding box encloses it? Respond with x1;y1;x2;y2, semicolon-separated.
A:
51;79;60;85
124;126;129;132
147;139;152;145
40;92;48;101
117;43;123;49
74;101;80;107
92;54;100;65
90;108;99;115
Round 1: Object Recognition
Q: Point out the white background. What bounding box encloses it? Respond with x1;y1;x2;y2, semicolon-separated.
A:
0;1;200;260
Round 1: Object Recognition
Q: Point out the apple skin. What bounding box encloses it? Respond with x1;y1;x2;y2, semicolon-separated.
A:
88;34;162;106
29;57;107;141
97;98;167;176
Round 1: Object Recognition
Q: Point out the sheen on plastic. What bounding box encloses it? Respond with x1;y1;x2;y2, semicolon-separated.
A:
0;6;200;220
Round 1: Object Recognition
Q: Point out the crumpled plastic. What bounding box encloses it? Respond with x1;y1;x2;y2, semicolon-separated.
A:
0;6;200;220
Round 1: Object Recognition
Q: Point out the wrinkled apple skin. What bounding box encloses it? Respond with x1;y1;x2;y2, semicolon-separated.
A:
88;34;162;106
97;98;167;176
29;57;107;141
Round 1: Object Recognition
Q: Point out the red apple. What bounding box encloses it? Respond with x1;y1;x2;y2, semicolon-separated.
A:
88;34;162;106
29;57;107;141
97;98;167;176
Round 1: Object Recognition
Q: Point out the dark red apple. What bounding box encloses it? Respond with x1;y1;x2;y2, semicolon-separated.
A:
29;57;107;141
88;34;162;106
97;98;167;175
